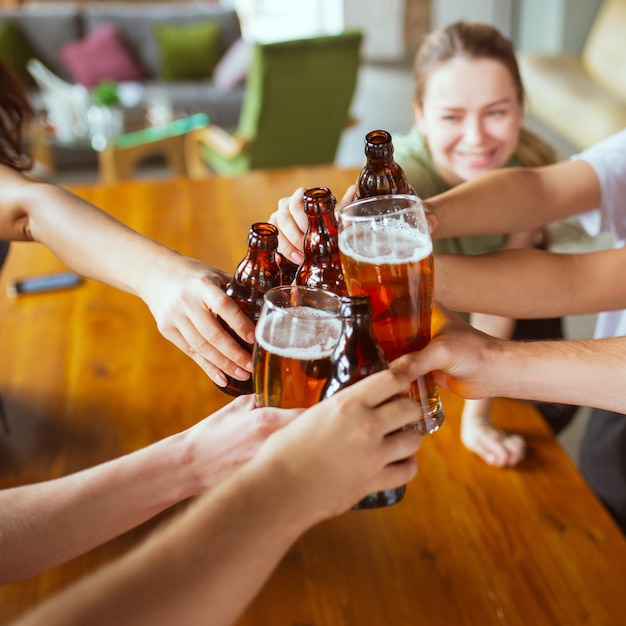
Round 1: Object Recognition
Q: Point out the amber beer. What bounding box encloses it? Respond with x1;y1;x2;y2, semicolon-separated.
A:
253;287;342;408
338;195;444;434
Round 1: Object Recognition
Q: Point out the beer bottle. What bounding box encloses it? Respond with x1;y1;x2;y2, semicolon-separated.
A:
321;295;407;509
277;252;299;286
356;129;414;198
295;186;348;296
219;222;282;396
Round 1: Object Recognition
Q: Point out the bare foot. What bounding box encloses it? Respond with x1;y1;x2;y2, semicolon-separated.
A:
461;416;526;467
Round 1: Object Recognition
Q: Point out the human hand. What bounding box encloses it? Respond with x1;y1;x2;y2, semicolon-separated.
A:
138;255;257;387
269;184;358;265
461;411;526;468
393;303;503;400
182;395;303;494
251;367;421;524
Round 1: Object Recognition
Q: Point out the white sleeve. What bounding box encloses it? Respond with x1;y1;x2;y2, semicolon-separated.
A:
572;129;626;239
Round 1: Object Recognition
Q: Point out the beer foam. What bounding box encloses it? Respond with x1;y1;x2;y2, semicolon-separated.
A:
256;307;342;358
339;221;432;264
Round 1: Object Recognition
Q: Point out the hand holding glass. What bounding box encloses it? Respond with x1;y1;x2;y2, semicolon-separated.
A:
338;194;445;434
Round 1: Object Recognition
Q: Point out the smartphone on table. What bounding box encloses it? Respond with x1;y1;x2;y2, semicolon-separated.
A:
7;271;83;297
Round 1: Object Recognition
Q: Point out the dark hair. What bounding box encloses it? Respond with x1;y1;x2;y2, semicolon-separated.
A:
414;21;525;106
0;60;33;171
414;21;556;167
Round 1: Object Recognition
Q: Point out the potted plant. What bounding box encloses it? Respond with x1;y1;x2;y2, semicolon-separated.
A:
88;80;124;150
91;80;121;108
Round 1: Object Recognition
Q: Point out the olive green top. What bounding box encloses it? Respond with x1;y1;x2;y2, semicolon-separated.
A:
393;125;524;256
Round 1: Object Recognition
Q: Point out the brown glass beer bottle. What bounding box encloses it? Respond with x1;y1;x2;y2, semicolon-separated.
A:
356;129;414;198
321;295;407;509
295;186;348;295
277;252;299;286
219;222;282;396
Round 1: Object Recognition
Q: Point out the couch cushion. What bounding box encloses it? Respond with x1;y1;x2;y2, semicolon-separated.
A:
582;0;626;102
60;22;145;87
518;52;626;150
82;4;241;79
153;20;221;81
0;4;82;82
0;20;40;86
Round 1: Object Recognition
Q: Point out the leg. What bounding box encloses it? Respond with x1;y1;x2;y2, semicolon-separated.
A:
580;408;626;534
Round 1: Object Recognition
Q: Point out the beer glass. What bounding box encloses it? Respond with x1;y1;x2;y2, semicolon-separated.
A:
338;194;445;435
253;285;343;408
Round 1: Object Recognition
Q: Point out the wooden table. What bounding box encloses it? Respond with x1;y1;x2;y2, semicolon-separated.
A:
1;167;625;625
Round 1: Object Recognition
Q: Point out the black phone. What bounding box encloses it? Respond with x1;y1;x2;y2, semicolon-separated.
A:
7;271;83;297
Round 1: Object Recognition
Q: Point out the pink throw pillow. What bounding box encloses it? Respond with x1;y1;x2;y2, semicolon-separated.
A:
213;38;251;93
60;22;144;87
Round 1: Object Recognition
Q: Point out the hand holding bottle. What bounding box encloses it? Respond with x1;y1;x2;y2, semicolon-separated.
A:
217;223;284;396
138;254;258;388
270;185;357;266
322;295;407;508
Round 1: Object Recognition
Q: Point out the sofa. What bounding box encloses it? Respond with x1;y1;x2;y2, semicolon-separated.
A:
0;2;248;169
517;0;626;151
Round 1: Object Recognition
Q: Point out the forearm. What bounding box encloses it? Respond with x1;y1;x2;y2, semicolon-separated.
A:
0;431;197;584
461;314;512;419
14;458;313;626
435;248;626;318
12;180;183;297
469;312;515;339
491;338;626;413
12;371;422;625
427;161;600;238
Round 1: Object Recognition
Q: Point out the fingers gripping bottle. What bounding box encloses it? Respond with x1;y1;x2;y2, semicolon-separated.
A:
219;222;282;396
321;295;407;509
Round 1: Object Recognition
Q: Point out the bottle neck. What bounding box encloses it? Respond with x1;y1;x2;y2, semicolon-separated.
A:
303;212;339;253
364;145;394;162
236;245;279;276
339;297;377;337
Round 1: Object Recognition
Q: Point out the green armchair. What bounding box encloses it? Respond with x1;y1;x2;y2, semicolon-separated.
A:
185;30;363;178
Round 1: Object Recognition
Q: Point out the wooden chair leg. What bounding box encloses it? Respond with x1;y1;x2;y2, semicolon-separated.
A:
183;128;213;180
99;134;190;183
28;119;56;177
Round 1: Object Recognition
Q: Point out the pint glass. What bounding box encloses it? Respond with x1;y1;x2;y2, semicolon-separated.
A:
338;194;445;434
253;286;343;408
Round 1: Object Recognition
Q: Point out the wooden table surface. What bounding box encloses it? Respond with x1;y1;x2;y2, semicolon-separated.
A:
1;167;625;625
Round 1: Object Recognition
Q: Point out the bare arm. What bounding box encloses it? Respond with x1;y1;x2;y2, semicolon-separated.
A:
13;370;421;626
465;228;539;329
426;160;601;238
435;246;626;318
0;396;297;584
0;165;255;385
399;304;626;414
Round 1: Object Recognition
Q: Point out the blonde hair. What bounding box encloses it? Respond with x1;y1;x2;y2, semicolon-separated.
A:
515;127;557;166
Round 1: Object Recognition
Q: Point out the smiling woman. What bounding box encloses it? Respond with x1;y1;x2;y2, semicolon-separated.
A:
392;21;577;469
394;20;556;199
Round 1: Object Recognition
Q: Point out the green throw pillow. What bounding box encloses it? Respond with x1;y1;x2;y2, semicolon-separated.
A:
154;20;222;81
0;20;39;86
